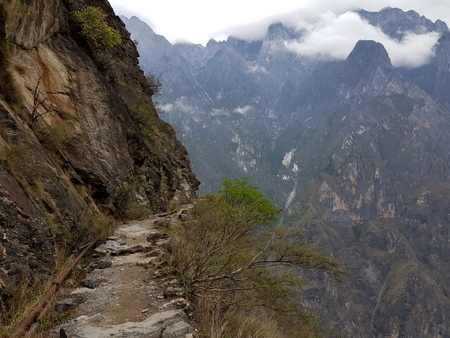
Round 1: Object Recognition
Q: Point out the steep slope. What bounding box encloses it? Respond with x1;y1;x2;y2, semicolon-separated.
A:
125;7;450;336
280;40;450;336
400;32;450;109
0;0;198;321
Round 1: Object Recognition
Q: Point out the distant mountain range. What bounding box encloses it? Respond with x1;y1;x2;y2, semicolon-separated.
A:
123;8;450;336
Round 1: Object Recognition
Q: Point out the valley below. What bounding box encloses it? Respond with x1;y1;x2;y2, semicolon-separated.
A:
124;7;450;336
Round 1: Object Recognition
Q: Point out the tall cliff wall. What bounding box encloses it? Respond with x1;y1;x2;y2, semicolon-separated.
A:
0;0;198;316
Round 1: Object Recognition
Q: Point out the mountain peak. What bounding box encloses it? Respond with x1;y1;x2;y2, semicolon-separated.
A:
346;40;393;70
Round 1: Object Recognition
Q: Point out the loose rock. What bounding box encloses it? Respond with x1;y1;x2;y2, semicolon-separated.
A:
162;320;194;338
146;231;169;244
164;287;184;298
55;298;77;313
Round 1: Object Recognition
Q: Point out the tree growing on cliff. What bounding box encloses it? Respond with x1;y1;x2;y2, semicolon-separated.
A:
165;177;346;336
72;6;122;48
30;76;53;125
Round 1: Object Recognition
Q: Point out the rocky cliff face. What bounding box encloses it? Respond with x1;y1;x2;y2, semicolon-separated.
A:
0;0;198;317
280;40;450;336
125;8;450;337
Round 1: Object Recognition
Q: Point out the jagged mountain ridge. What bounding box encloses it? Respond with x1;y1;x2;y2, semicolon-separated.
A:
358;6;449;39
125;7;450;336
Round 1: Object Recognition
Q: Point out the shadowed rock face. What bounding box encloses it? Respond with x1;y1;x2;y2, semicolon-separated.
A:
0;0;198;310
125;8;450;336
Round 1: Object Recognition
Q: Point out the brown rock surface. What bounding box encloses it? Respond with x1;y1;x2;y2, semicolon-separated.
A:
0;0;198;321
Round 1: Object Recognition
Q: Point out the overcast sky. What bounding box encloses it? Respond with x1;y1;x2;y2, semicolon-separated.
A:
108;0;450;68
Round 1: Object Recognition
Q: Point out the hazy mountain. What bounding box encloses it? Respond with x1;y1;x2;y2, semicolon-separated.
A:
123;8;450;336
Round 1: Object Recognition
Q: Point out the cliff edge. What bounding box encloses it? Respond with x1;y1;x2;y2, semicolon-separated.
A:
0;0;198;320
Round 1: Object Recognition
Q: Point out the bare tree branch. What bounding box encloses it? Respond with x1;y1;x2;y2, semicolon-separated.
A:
31;76;54;125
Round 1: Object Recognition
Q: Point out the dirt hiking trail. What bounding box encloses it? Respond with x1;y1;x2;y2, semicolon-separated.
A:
50;209;195;338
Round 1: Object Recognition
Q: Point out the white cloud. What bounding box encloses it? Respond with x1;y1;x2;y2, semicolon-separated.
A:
382;32;440;68
110;0;450;46
110;0;311;45
159;97;194;114
285;11;440;68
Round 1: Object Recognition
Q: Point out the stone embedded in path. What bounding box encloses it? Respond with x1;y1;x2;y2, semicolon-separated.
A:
164;287;184;298
146;230;169;244
55;309;194;338
81;276;107;289
111;243;152;256
162;320;194;338
94;242;152;256
55;298;77;313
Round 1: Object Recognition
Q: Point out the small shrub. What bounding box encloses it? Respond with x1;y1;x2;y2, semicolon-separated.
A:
70;210;116;246
117;80;160;134
33;124;75;152
122;202;151;220
0;274;47;338
72;6;122;48
165;177;347;337
1;142;46;180
146;73;162;97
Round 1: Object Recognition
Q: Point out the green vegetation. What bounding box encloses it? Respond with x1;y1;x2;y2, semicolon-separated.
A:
117;76;175;151
68;209;116;246
146;73;162;97
72;6;122;48
33;124;75;152
119;80;158;125
114;179;153;220
0;139;115;247
0;273;46;337
1;141;46;179
164;177;346;337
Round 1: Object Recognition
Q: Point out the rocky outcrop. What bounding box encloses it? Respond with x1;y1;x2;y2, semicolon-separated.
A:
0;0;198;319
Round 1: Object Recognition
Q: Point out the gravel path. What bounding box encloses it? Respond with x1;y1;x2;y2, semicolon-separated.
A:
50;212;194;338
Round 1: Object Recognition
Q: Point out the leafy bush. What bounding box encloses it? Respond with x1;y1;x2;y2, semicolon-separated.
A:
118;80;159;125
70;210;116;246
72;6;122;48
165;177;347;336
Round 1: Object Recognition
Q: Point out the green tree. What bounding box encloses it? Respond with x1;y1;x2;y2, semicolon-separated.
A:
146;73;162;97
165;177;346;337
72;6;122;48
